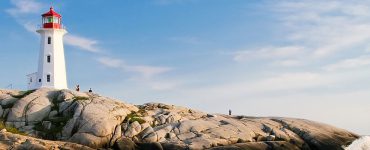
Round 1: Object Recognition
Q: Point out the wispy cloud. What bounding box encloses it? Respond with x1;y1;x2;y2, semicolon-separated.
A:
6;0;101;53
233;46;305;62
6;0;172;81
274;0;370;58
324;55;370;71
271;59;303;67
184;72;334;101
6;0;44;33
6;0;43;17
97;57;172;79
64;35;101;53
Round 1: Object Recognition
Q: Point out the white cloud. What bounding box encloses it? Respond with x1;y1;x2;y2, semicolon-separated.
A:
97;57;172;79
6;0;102;53
23;21;38;33
324;55;370;71
250;72;325;92
274;1;370;58
6;0;43;17
64;35;101;53
271;59;303;67
6;0;44;34
135;80;180;91
180;72;333;103
233;46;305;62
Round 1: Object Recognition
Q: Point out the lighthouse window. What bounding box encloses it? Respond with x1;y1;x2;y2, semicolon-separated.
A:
39;79;41;82
48;37;51;44
48;17;53;23
47;55;51;63
47;75;51;82
54;17;59;23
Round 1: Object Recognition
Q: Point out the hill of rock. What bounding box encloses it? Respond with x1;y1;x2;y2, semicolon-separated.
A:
0;88;359;150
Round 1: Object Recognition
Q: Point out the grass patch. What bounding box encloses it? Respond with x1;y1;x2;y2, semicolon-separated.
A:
125;112;146;124
73;96;89;101
33;114;73;140
0;121;27;135
11;90;35;99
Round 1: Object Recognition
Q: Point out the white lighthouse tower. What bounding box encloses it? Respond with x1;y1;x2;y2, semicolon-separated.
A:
27;7;68;90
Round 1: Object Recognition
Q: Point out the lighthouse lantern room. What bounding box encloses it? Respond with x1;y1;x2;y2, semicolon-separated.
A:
27;7;68;90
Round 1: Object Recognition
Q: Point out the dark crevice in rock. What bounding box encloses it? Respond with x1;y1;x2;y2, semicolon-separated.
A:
271;118;318;149
108;125;120;147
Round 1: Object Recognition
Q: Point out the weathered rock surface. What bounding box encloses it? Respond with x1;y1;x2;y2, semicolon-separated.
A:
0;89;360;150
0;129;93;150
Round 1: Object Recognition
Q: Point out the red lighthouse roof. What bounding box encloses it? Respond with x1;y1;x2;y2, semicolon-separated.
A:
42;7;61;18
41;7;63;29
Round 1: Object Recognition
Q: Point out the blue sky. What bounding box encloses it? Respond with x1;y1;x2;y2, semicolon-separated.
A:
1;0;370;135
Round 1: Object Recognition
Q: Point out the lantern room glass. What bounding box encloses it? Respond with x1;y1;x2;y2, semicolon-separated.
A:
42;17;60;24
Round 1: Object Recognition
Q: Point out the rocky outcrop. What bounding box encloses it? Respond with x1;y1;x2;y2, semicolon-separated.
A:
0;88;360;149
0;88;138;148
0;128;93;150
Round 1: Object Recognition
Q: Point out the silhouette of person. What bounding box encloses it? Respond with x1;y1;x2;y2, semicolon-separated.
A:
229;109;232;115
76;85;80;92
89;88;92;93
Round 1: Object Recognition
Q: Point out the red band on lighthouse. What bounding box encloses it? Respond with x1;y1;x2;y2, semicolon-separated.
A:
42;7;62;29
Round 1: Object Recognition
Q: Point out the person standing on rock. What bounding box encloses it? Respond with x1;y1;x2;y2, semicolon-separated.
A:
75;85;80;92
229;109;232;115
89;88;92;93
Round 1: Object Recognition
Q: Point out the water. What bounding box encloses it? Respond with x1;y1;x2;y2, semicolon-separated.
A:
345;136;370;150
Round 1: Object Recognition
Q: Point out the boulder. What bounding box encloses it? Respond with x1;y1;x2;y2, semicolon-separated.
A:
178;120;219;134
143;132;158;142
114;138;136;150
140;126;154;139
125;121;141;138
137;142;164;150
0;129;94;150
7;88;55;125
177;132;197;141
110;125;122;146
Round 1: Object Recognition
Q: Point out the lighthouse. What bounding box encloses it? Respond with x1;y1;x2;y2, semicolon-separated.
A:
27;7;68;90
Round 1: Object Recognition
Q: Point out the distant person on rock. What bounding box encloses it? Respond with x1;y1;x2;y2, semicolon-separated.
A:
229;109;232;115
89;88;92;93
75;85;80;92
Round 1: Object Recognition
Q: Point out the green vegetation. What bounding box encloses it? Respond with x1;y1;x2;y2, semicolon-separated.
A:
73;96;89;101
33;121;64;135
137;108;148;116
11;90;35;99
50;97;60;112
0;121;27;135
125;112;146;124
33;114;73;140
